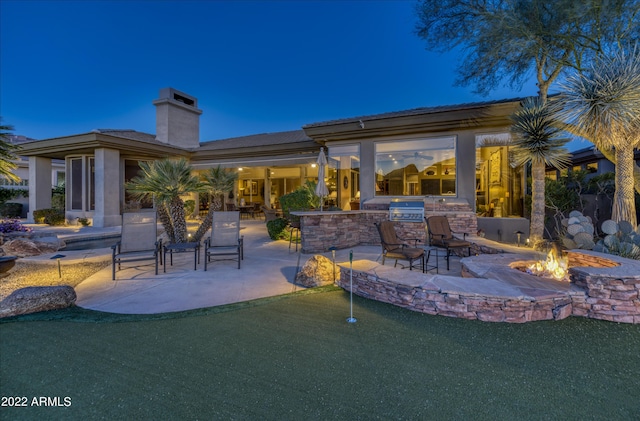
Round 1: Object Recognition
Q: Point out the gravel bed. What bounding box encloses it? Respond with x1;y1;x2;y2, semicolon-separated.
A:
0;260;109;302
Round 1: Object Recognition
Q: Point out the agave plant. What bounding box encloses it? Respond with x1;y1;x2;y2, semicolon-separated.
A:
510;97;571;248
558;46;640;226
126;158;205;244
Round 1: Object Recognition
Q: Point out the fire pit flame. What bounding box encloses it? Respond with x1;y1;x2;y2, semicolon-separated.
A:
526;245;569;281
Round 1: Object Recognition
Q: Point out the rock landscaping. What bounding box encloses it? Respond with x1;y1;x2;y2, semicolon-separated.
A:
0;285;77;318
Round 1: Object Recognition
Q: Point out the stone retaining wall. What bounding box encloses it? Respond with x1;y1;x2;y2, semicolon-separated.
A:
337;253;640;324
337;260;573;323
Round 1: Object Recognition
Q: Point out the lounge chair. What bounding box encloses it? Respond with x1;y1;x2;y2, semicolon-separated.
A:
374;221;424;272
204;211;243;270
425;215;471;270
111;211;161;280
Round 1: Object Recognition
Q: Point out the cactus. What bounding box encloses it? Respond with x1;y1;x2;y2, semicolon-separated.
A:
560;210;596;251
595;219;640;259
560;211;640;260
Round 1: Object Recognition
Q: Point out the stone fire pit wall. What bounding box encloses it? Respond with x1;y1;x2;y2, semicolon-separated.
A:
337;251;640;324
566;250;640;324
294;203;477;253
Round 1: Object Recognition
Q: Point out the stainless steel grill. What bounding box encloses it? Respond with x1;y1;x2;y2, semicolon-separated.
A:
389;201;425;222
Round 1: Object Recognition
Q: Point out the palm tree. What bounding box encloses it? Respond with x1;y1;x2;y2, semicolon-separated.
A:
0;119;21;183
126;158;205;243
510;97;572;248
558;46;640;226
191;166;238;242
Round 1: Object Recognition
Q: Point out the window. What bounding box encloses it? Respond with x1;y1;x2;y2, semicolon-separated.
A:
69;156;96;211
475;134;523;218
328;145;360;209
88;158;95;211
70;158;83;210
375;137;455;197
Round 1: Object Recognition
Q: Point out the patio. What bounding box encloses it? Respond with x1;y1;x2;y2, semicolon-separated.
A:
17;220;468;314
14;219;639;323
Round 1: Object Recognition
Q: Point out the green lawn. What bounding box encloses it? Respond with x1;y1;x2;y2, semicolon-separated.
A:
1;287;639;420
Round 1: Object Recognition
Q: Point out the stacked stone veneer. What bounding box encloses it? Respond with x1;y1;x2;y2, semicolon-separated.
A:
299;201;477;253
566;250;640;323
337;260;573;323
337;250;639;324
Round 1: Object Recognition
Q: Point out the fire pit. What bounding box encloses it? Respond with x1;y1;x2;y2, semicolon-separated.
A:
510;245;570;281
461;249;637;324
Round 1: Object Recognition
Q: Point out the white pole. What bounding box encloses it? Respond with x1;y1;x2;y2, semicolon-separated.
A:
347;249;357;323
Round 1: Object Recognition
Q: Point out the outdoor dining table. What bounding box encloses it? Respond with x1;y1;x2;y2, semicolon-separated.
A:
163;241;200;272
238;205;255;219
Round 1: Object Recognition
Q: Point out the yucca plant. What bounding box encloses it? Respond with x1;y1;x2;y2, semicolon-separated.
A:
510;97;571;248
126;158;205;243
558;46;640;226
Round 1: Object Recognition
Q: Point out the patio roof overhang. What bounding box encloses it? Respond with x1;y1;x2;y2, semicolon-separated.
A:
303;99;522;141
17;132;191;160
191;139;321;168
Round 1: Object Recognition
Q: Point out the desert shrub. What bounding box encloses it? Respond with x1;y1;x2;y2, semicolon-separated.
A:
0;203;23;218
33;208;66;225
0;218;32;234
0;188;28;204
267;218;288;240
51;185;65;210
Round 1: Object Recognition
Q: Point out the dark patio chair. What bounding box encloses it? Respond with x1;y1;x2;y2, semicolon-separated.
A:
204;211;243;270
111;211;161;280
425;215;471;270
262;206;279;224
374;221;424;272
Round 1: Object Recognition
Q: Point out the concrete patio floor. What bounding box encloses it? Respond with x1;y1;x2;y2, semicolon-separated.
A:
20;219;537;315
20;220;470;314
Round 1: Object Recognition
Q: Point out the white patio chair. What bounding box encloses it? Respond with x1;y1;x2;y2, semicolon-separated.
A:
204;211;243;270
111;211;161;280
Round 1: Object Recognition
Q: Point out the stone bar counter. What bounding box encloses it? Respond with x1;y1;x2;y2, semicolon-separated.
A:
291;200;477;253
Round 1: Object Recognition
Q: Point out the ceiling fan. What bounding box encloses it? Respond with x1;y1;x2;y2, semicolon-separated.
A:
401;151;434;161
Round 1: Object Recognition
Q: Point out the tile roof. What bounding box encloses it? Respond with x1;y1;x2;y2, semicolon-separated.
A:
303;97;527;128
91;129;159;144
199;129;313;150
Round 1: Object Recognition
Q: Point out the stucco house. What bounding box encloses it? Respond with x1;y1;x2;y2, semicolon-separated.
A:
18;87;533;243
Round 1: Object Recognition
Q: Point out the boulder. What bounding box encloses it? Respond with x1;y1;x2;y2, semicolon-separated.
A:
1;237;65;257
295;254;337;287
0;286;77;318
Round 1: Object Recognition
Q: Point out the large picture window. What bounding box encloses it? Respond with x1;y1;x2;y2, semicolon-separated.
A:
375;137;456;197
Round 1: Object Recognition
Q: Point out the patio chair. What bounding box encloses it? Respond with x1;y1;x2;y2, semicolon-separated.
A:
374;221;425;272
425;215;471;270
204;211;243;270
111;211;161;280
262;206;279;224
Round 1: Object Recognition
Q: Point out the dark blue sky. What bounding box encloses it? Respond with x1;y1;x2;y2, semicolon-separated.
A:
2;0;583;148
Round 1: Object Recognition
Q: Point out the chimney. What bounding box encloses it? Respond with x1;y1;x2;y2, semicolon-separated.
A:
153;88;202;148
